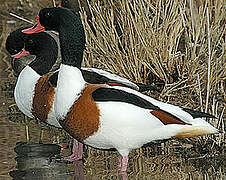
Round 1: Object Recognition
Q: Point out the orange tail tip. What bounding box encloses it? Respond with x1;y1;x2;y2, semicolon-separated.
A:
173;126;220;138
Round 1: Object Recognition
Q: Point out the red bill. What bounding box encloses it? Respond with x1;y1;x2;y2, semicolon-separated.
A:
11;48;30;59
22;16;45;34
57;2;62;7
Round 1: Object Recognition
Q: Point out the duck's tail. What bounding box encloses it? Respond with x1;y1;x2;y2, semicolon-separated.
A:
150;103;221;138
172;109;220;138
173;121;220;138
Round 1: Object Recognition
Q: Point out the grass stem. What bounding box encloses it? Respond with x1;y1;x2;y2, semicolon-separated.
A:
205;6;211;113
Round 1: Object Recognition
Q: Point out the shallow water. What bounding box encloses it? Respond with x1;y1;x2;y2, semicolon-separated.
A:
0;1;225;180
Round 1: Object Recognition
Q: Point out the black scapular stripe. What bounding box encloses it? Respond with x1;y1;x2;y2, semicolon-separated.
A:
82;70;154;92
182;108;216;119
92;87;160;110
81;70;111;84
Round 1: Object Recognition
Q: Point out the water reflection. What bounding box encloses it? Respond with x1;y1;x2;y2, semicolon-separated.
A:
9;142;70;179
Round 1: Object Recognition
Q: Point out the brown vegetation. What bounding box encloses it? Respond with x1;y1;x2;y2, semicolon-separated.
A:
81;0;225;152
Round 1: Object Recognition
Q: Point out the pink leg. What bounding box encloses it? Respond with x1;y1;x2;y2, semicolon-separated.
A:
119;172;128;180
74;160;85;178
118;156;129;173
64;139;83;162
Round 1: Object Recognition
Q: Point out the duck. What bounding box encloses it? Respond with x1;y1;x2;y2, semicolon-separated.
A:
6;26;154;161
6;29;59;125
23;7;220;173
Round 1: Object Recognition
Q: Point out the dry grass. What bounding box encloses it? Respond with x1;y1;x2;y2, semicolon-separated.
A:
81;0;225;151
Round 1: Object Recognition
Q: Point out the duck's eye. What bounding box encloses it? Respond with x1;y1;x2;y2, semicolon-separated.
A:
45;12;51;18
28;39;34;44
62;0;68;6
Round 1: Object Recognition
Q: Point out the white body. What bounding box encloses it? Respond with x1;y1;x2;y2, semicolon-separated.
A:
55;65;219;156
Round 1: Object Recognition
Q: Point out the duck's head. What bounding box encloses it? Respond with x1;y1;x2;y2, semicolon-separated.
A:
23;7;85;68
22;7;85;51
6;27;28;57
59;0;78;10
6;27;32;76
6;28;58;75
7;29;57;58
23;7;80;33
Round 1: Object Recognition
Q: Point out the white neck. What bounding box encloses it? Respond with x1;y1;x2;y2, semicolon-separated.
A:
54;64;86;119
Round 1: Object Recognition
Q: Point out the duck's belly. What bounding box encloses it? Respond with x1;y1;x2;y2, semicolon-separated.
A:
83;102;172;150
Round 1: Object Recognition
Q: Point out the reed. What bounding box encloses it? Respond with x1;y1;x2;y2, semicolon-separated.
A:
81;0;225;153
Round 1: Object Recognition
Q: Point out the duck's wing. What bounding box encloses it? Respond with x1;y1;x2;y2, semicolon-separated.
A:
82;67;155;92
182;108;216;119
92;87;159;110
48;67;156;92
92;87;189;125
81;68;115;84
48;69;135;89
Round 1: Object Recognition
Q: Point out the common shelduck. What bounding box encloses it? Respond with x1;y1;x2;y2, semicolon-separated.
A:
6;27;154;161
23;7;220;172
